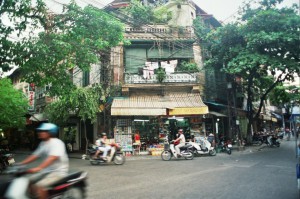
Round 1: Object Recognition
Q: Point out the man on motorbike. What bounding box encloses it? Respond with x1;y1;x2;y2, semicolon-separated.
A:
17;122;69;199
93;132;111;160
173;129;186;157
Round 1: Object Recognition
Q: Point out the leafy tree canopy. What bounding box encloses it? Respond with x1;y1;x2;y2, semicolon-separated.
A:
0;78;28;130
0;0;47;74
120;0;172;26
45;85;105;125
19;2;125;96
200;0;300;139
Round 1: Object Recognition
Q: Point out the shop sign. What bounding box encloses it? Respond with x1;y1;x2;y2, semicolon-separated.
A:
169;107;209;115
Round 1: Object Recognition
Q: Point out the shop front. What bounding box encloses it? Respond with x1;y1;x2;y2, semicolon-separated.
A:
111;92;209;155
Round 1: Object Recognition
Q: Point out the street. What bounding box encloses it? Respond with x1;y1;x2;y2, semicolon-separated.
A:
11;139;299;199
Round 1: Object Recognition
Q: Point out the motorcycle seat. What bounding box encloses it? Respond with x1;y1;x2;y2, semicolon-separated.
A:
180;144;191;150
48;171;84;188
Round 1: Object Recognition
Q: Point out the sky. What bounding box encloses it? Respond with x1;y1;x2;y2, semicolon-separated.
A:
193;0;300;23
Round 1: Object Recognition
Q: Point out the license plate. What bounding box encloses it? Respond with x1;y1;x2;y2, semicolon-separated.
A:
8;158;15;165
228;144;233;148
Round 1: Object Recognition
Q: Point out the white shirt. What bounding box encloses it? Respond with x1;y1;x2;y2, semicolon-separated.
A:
33;138;69;175
179;134;186;144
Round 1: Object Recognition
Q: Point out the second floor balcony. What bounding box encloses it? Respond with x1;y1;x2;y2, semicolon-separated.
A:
124;72;199;84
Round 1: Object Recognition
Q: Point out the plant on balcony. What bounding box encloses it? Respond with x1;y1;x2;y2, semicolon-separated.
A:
177;61;199;72
155;67;166;83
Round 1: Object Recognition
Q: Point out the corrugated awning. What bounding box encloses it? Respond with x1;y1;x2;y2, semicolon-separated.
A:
111;93;208;116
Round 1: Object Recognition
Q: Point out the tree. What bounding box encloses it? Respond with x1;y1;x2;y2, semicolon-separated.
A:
203;0;300;142
45;85;106;153
0;0;47;75
0;78;28;130
19;2;125;96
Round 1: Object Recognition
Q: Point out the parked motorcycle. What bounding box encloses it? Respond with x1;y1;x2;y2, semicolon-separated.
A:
264;134;280;147
0;149;15;173
161;140;194;161
218;138;232;155
87;143;125;165
189;137;216;156
0;165;88;199
251;133;264;146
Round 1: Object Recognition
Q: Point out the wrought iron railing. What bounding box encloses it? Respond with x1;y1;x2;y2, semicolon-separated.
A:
124;72;199;84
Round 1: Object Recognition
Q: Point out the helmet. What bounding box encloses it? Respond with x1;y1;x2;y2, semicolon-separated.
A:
37;123;58;136
178;129;183;133
101;132;107;137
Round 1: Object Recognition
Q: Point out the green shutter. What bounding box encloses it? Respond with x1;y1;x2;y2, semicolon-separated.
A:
125;48;147;73
147;45;193;59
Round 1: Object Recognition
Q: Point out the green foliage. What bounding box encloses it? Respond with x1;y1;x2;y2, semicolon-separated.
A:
45;85;105;125
153;6;172;24
201;0;300;137
193;16;211;43
20;2;125;96
121;0;173;26
155;67;166;83
0;78;27;130
177;61;199;72
270;84;300;106
121;0;154;27
0;0;47;74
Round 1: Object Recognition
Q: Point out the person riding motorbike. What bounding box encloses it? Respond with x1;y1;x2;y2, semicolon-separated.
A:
173;129;186;157
16;123;69;199
93;132;111;160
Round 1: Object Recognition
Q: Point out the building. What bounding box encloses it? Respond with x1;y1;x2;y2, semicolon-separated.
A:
106;0;222;153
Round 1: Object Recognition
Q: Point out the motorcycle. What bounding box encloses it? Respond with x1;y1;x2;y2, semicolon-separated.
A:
265;134;280;147
0;165;88;199
0;149;15;173
161;140;194;161
189;137;216;156
87;143;125;165
218;138;232;155
251;134;264;146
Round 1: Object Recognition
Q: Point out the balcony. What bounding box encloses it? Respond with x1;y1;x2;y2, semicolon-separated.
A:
124;25;195;39
124;72;199;84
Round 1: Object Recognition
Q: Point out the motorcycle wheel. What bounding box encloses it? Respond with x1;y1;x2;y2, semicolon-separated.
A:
114;154;125;165
226;148;232;155
209;149;217;156
161;150;172;161
89;155;99;165
62;187;85;199
184;151;194;160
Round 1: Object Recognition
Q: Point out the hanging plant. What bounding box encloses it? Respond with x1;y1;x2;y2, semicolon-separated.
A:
156;67;166;83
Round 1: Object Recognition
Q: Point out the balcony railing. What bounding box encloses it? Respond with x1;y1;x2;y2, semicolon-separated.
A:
124;72;199;84
124;25;195;38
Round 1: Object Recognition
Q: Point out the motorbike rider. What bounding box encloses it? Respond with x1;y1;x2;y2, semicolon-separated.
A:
173;129;186;157
17;123;69;199
93;132;111;160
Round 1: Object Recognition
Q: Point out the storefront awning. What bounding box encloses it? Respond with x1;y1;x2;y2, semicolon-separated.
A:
209;111;227;117
111;93;208;116
29;113;48;122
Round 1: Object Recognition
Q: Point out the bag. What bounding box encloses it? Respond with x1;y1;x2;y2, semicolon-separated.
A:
174;140;180;145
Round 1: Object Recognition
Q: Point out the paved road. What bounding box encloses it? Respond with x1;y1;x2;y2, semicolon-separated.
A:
10;139;300;199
